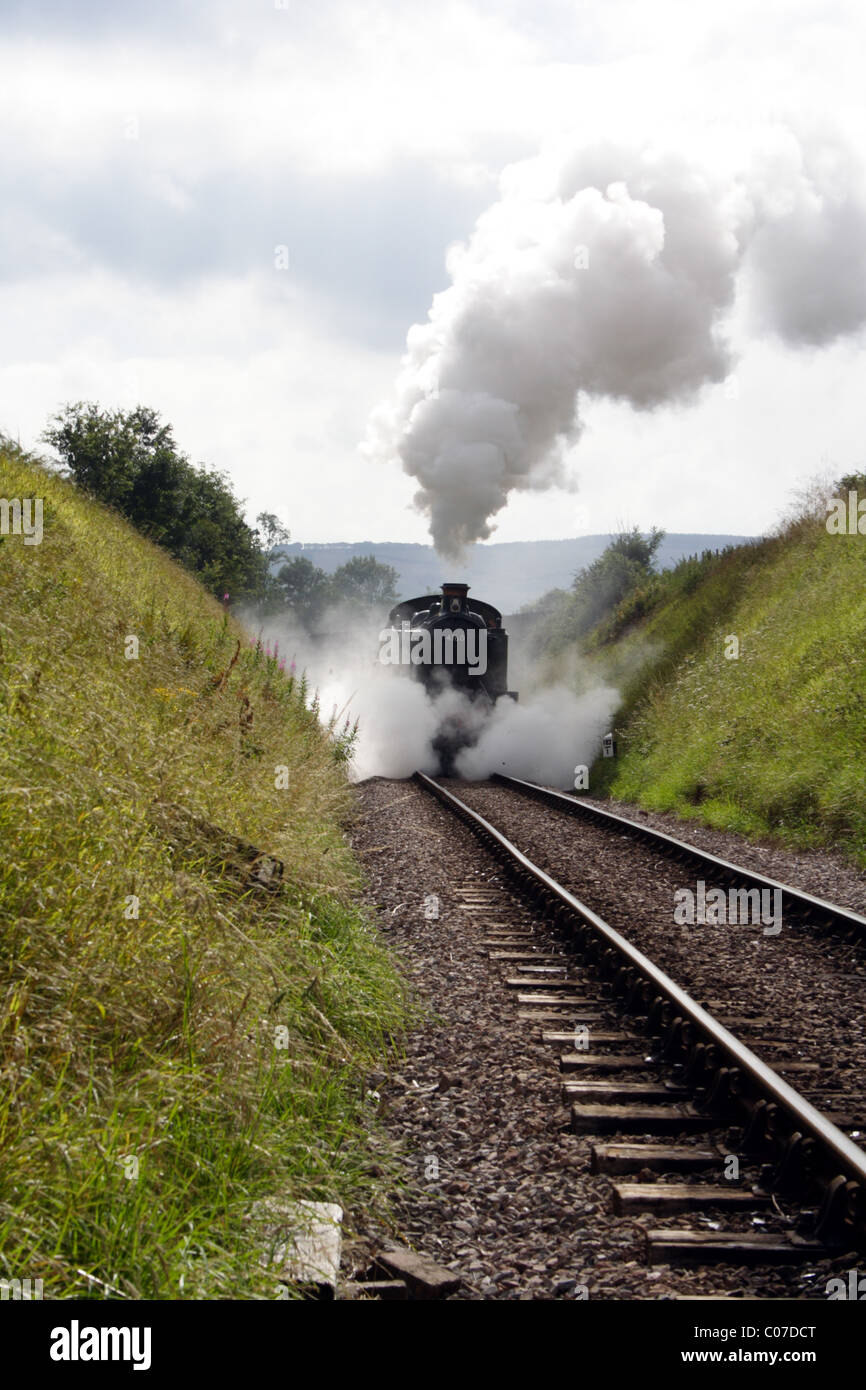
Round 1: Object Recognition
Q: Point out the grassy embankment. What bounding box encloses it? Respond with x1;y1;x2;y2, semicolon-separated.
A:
561;513;866;862
0;447;406;1298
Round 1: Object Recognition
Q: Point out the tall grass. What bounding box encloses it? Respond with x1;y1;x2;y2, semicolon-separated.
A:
584;513;866;861
0;451;407;1298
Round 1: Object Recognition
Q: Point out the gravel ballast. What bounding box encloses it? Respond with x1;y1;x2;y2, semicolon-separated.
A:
449;780;866;1123
345;776;859;1301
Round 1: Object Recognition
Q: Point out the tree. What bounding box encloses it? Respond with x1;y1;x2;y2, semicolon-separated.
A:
42;402;268;602
560;526;665;640
43;403;171;511
329;555;400;610
255;511;291;555
275;557;332;628
602;526;665;571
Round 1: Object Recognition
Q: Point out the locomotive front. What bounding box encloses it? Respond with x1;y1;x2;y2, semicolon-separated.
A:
381;582;518;772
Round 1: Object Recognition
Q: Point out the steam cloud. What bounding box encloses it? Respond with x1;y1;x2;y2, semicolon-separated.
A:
249;606;618;786
366;129;866;558
340;672;619;787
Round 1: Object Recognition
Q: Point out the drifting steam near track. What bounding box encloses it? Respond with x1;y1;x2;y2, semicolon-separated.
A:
330;663;619;785
366;129;866;558
249;606;618;786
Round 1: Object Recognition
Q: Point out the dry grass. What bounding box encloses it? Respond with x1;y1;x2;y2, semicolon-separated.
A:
0;449;407;1298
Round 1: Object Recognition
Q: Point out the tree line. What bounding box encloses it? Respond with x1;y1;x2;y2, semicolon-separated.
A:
527;527;666;652
42;403;399;626
268;552;399;629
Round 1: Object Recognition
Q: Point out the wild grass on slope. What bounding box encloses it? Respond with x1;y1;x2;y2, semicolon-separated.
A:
587;519;866;861
0;451;406;1298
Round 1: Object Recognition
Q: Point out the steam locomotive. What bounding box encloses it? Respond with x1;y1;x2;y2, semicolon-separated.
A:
383;582;518;771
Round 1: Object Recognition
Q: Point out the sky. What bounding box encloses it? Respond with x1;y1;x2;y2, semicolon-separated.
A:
2;0;865;546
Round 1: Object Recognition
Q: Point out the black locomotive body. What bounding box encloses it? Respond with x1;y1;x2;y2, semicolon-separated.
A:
383;582;518;772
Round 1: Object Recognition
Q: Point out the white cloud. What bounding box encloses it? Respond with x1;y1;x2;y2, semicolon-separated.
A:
0;269;420;539
2;0;866;549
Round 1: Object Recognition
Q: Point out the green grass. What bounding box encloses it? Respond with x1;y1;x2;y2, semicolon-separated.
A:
575;517;866;862
0;448;408;1298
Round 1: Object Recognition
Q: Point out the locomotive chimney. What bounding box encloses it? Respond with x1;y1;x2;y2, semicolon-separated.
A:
441;581;469;613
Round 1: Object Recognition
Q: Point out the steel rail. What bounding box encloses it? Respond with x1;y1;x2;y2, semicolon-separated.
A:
493;773;866;938
416;771;866;1199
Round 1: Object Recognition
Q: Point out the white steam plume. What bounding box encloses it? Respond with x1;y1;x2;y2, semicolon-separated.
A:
366;129;866;558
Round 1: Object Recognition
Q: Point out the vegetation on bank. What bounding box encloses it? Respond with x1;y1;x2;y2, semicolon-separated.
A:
535;483;866;863
43;404;272;604
0;445;407;1298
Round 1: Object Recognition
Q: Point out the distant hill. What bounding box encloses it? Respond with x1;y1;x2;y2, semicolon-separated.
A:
272;535;754;613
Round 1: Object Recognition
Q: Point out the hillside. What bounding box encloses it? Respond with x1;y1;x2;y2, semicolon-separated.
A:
574;513;866;864
0;448;406;1298
274;534;751;613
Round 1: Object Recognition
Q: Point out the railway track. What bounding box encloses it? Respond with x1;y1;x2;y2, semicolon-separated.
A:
493;773;866;945
415;771;866;1268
